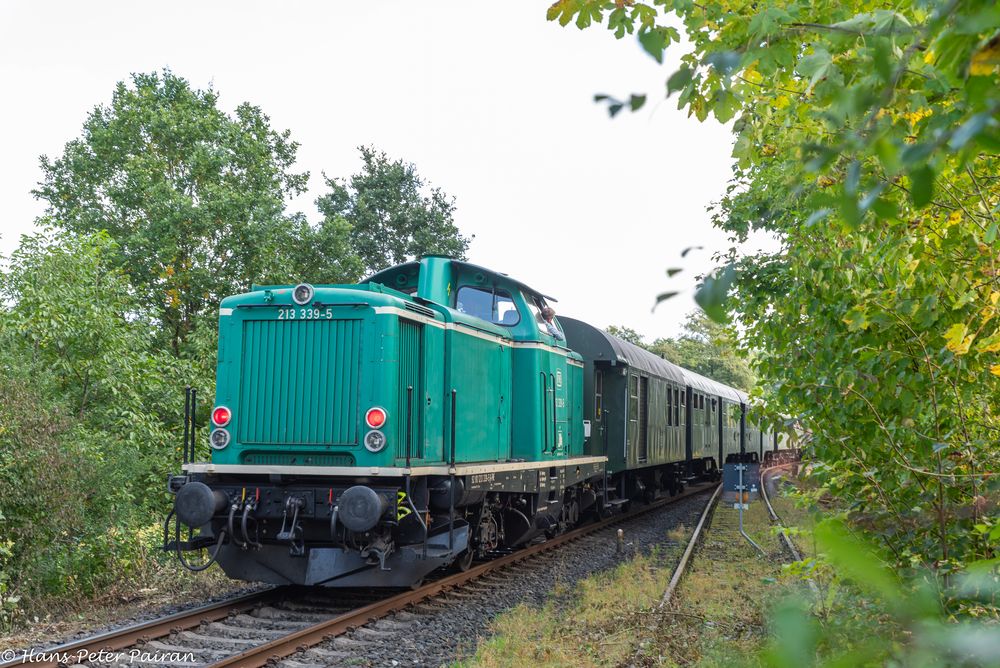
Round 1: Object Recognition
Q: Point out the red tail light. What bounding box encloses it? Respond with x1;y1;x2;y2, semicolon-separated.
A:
212;406;232;427
365;407;387;429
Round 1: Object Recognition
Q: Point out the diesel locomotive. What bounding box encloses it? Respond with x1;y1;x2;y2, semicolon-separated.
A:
165;256;782;586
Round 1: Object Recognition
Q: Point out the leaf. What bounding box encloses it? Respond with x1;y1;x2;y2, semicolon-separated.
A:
666;67;694;96
873;137;900;175
979;330;1000;353
949;113;994;151
969;35;1000;76
694;264;736;323
871;198;899;219
704;50;742;77
944;323;974;355
638;27;667;64
932;442;949;453
805;208;832;227
681;245;703;258
608;102;624;118
908;165;935;208
843;306;869;331
666;268;683;277
629;94;647;111
900;142;933;166
814;519;902;603
796;48;834;91
653;291;680;307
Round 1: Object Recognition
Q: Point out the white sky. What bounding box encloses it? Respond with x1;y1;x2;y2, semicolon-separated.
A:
0;1;750;340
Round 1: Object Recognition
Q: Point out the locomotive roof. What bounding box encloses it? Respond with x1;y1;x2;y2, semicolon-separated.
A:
561;316;746;402
365;258;558;302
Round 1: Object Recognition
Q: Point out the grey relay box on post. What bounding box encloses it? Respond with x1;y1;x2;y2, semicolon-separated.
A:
722;461;760;503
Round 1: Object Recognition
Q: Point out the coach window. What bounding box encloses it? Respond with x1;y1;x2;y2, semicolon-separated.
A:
594;370;604;421
456;286;520;326
667;385;673;426
674;388;680;425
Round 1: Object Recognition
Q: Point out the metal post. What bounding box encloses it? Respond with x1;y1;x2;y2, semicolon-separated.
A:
183;386;191;464
602;410;610;512
737;464;766;556
190;388;197;461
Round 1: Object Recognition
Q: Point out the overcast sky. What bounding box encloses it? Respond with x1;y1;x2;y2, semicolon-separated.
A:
0;1;751;340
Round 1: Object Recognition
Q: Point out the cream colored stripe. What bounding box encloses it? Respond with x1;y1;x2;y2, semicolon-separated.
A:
182;455;607;477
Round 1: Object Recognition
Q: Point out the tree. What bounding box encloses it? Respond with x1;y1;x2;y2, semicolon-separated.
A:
605;324;647;346
548;0;1000;609
650;312;755;391
317;146;471;276
0;232;194;605
34;70;310;353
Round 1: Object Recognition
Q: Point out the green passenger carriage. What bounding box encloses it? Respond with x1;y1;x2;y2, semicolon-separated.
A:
166;256;783;587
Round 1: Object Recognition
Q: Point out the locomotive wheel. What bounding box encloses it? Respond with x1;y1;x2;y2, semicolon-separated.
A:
456;549;474;572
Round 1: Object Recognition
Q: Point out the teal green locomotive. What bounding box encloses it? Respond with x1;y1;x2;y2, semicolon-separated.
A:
166;256;777;586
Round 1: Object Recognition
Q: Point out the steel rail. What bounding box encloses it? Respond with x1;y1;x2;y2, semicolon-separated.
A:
759;464;803;561
760;464;820;598
0;588;279;668
208;482;718;668
658;483;722;608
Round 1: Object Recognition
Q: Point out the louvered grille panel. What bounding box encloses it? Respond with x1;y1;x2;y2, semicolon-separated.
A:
396;320;423;459
237;319;361;445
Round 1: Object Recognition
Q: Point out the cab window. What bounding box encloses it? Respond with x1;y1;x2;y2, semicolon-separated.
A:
524;295;564;339
456;286;520;326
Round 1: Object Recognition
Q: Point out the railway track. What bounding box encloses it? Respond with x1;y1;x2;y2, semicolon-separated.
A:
760;464;803;561
3;482;717;668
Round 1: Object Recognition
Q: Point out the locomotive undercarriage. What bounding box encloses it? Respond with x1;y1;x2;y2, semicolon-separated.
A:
166;462;606;587
165;457;720;587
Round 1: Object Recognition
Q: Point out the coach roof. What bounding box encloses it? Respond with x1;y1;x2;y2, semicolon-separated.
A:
559;317;686;384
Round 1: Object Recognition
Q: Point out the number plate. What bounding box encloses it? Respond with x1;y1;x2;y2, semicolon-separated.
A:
277;307;334;320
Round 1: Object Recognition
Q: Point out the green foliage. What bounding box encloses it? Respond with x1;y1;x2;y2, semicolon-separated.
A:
764;515;1000;667
0;232;206;612
604;324;647;346
33;69;311;353
548;0;1000;615
649;311;756;391
317;145;472;276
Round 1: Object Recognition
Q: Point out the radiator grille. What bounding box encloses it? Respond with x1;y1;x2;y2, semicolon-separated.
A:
396;320;423;459
237;318;361;445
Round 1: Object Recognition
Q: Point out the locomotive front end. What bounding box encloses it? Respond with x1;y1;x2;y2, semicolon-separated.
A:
165;280;468;587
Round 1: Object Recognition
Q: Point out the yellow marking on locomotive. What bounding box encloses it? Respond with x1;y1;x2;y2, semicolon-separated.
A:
396;491;412;520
